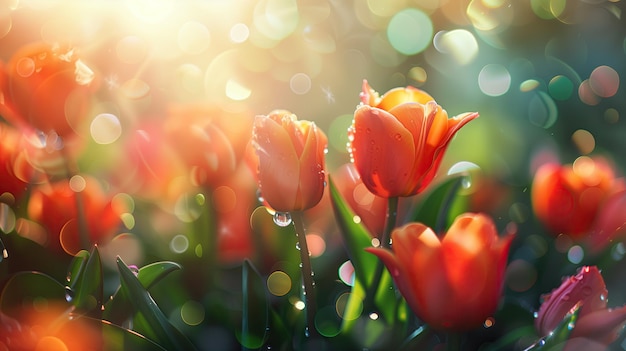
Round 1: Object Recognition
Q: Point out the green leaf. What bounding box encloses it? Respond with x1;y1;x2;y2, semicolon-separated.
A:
66;249;90;288
405;174;467;232
0;271;67;313
238;259;269;349
71;246;103;315
116;256;197;351
328;177;400;330
328;177;378;287
104;261;182;324
101;319;169;351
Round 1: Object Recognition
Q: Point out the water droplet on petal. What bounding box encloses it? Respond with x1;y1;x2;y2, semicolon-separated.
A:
273;212;292;227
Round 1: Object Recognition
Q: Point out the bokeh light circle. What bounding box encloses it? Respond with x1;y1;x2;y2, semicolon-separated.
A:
290;73;311;95
386;8;433;55
170;234;189;254
589;65;619;98
267;270;291;296
548;75;573;100
90;113;122;145
181;300;205;326
478;64;511;96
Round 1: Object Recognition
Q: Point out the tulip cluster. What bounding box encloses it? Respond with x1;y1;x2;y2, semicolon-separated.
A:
2;38;626;351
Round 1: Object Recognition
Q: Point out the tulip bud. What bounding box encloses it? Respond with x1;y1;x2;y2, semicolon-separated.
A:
252;110;327;212
535;266;626;348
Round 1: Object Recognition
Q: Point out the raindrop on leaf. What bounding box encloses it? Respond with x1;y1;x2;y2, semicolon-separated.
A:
65;286;74;302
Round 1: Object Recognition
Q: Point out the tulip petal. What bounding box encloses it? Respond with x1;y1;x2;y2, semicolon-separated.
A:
572;305;626;345
351;105;415;197
253;115;300;212
297;122;325;210
377;86;434;110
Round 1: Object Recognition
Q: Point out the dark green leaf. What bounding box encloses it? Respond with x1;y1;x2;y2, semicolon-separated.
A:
66;249;90;290
328;177;400;330
238;259;269;349
0;271;67;313
104;261;182;323
405;174;467;232
117;256;197;351
71;246;103;314
101;319;169;351
328;177;378;287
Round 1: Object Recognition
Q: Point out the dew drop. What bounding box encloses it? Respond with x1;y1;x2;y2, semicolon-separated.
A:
65;286;74;302
304;326;310;338
273;212;292;227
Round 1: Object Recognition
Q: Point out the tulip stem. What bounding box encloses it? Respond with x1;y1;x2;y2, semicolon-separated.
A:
364;196;399;315
62;144;91;251
292;211;317;338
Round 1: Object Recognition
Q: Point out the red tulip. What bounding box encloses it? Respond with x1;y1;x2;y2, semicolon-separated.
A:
27;176;120;255
535;266;626;349
531;156;624;239
366;213;514;331
349;80;478;198
0;42;95;138
252;110;327;212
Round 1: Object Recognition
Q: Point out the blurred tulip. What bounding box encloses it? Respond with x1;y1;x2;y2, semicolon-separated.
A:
252;110;327;212
0;124;40;202
0;304;101;351
27;176;120;255
588;190;626;253
165;104;253;189
0;42;95;138
535;266;626;349
214;164;257;264
531;156;625;240
366;213;514;331
349;80;478;198
331;163;387;236
116;123;188;202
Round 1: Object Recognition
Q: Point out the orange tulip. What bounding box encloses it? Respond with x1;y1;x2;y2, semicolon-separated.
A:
366;213;513;331
535;266;626;350
0;42;95;138
252;110;327;212
531;156;625;239
349;80;478;198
